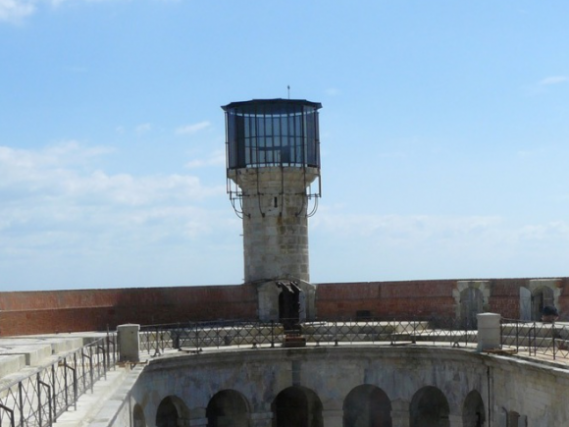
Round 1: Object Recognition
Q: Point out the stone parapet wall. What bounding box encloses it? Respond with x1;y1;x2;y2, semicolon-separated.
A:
127;345;569;427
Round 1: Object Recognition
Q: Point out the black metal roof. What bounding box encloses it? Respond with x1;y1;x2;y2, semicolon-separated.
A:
221;98;322;112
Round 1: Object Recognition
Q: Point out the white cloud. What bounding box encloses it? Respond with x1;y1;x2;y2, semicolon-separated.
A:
0;142;244;289
0;142;226;250
0;0;134;23
176;121;211;135
538;76;569;86
185;149;225;169
135;122;152;134
0;0;35;23
312;211;505;244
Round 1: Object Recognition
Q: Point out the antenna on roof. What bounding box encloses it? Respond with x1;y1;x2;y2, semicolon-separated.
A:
287;85;290;99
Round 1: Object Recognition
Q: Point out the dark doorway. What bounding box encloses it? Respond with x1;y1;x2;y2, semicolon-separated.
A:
277;281;302;332
206;390;250;427
156;397;182;427
531;287;554;321
343;384;392;427
273;386;323;427
462;390;485;427
410;386;450;427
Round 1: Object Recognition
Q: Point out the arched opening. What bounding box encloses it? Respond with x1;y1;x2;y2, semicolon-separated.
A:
510;411;520;426
206;389;250;427
156;396;187;427
343;384;392;427
133;403;146;427
272;386;323;427
409;386;450;427
277;281;302;332
532;287;554;321
462;390;485;427
460;288;484;329
519;287;531;321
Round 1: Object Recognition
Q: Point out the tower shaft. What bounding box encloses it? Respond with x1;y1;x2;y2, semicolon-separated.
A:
230;167;318;283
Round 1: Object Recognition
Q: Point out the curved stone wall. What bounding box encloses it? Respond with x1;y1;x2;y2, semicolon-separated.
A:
127;345;569;426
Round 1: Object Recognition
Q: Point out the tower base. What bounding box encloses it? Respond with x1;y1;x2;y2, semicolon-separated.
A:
253;278;317;322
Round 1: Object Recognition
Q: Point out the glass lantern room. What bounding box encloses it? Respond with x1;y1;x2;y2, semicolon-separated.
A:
222;99;322;170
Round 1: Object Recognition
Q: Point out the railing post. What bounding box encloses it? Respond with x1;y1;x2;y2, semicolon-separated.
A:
271;320;275;348
553;321;557;360
38;380;52;427
515;321;519;353
106;326;111;370
73;354;78;409
18;381;24;427
155;326;161;357
89;346;94;393
51;364;57;421
533;322;537;356
81;350;86;394
99;342;107;380
412;316;417;344
37;373;42;427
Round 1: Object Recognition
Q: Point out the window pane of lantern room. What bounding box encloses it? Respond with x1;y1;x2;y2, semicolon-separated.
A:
226;112;236;168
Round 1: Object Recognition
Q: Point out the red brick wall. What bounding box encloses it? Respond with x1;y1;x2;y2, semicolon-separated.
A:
0;285;257;336
2;278;569;336
315;280;457;320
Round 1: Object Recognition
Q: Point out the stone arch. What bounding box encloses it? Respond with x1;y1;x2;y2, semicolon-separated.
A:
409;386;450;427
206;389;250;427
462;390;485;427
343;384;392;427
156;396;189;427
459;288;484;329
454;281;489;328
133;403;146;427
527;279;561;321
272;386;323;427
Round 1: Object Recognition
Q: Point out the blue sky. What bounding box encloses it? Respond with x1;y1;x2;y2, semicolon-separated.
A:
1;1;569;290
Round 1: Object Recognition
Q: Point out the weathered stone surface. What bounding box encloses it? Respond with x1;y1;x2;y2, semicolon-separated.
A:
122;345;569;427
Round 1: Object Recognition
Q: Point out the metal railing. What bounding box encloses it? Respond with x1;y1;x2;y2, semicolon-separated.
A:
501;318;569;361
0;333;118;427
140;317;478;356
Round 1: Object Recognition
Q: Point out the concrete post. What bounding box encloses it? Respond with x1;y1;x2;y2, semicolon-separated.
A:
117;324;140;362
477;313;501;352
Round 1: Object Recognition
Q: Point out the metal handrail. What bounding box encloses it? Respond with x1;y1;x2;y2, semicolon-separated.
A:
0;333;118;427
139;317;478;355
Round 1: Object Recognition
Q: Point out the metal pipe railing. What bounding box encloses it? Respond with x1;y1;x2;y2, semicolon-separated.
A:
0;334;117;427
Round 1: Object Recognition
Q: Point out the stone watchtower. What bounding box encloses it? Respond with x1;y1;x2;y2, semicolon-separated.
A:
222;99;322;322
